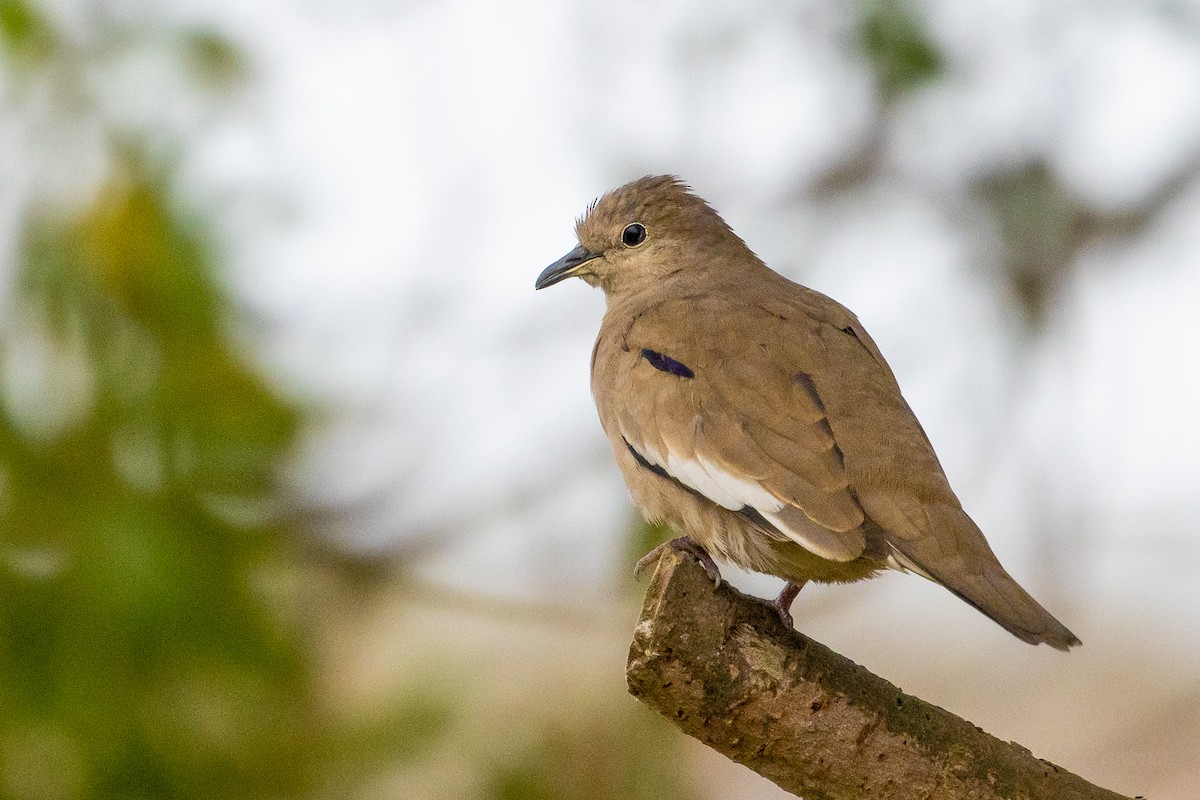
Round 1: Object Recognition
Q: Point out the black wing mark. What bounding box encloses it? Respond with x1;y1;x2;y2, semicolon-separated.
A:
641;349;694;378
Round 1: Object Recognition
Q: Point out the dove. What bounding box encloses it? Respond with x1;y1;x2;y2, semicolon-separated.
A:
535;175;1079;650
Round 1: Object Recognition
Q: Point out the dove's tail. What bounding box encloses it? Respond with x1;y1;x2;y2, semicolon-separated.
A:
892;505;1082;651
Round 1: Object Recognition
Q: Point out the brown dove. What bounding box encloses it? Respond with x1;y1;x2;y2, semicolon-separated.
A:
535;175;1080;650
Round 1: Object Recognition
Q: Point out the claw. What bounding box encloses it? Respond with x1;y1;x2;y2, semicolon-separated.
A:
768;581;806;628
635;535;723;588
633;546;664;581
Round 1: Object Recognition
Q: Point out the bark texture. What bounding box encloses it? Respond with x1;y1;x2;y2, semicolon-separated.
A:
626;549;1136;800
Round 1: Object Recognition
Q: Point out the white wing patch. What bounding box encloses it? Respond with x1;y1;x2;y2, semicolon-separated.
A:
634;440;785;512
626;436;863;562
759;505;863;562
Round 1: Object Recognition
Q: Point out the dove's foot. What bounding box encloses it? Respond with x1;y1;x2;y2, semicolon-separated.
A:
635;535;722;588
767;581;806;628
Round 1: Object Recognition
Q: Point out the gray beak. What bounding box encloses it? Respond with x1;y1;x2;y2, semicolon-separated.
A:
535;244;599;289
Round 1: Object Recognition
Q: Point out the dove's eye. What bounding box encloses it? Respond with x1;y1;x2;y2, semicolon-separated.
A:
622;223;647;247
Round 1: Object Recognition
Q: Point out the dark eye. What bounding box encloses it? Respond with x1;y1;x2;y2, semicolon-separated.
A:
622;222;647;247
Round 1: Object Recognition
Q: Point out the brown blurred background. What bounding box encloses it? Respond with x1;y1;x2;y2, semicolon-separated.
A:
1;1;1198;798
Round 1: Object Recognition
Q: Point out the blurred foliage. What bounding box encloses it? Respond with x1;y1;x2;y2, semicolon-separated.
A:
974;162;1085;330
0;148;319;798
314;672;459;795
0;0;55;66
0;147;469;798
0;6;448;795
857;0;943;99
178;29;247;89
975;158;1180;333
484;701;691;800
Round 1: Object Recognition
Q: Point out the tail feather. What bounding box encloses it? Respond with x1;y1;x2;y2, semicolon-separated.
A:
890;506;1081;651
935;564;1081;651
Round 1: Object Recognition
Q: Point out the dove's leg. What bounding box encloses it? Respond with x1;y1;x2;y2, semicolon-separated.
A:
768;581;807;628
635;535;722;587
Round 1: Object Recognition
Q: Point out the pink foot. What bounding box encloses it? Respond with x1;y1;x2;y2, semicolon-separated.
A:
768;581;806;628
635;535;722;587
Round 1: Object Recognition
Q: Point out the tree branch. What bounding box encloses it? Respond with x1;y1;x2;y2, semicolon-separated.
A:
626;549;1136;800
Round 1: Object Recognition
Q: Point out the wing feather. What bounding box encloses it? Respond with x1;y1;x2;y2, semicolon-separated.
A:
609;296;867;563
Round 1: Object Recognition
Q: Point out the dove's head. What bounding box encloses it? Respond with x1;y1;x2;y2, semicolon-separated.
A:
535;175;761;299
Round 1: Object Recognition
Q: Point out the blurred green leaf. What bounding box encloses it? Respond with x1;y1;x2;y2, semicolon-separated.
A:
858;0;943;99
179;29;247;89
0;0;56;65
